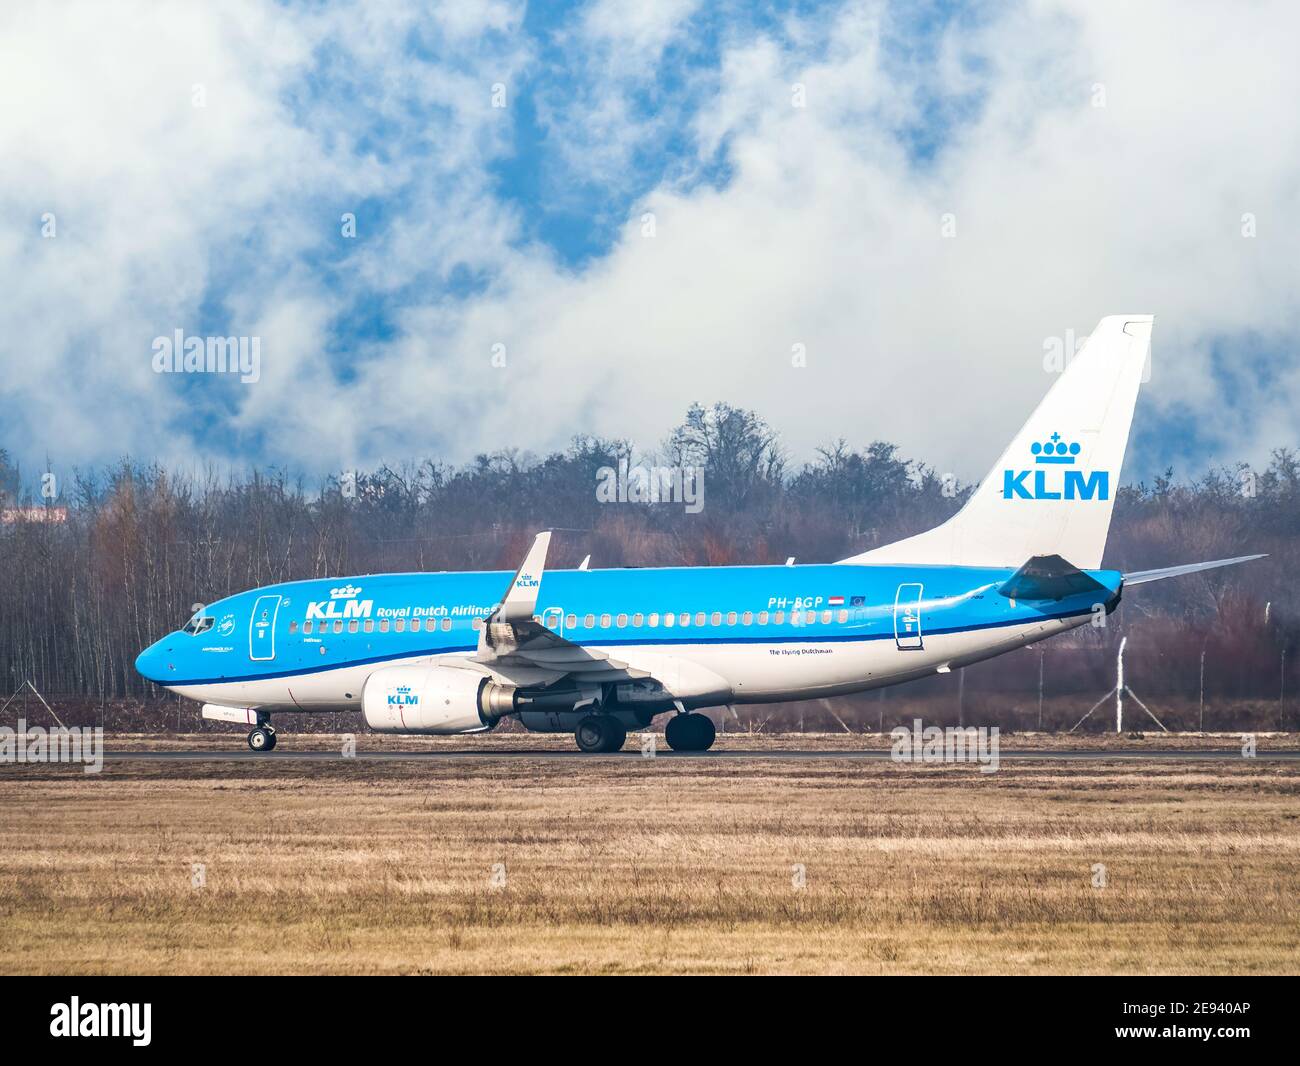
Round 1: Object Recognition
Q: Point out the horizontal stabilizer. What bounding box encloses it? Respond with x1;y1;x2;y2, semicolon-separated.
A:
1123;554;1266;586
998;554;1108;601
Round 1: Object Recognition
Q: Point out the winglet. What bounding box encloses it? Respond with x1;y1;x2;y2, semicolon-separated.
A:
498;532;551;621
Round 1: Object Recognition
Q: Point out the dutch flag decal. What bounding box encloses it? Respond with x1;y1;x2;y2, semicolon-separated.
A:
828;596;844;606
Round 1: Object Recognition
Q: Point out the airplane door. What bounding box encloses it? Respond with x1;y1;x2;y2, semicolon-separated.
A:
249;594;282;661
893;583;924;650
541;606;564;635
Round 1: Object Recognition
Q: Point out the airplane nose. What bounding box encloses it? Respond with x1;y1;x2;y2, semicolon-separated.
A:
135;641;171;683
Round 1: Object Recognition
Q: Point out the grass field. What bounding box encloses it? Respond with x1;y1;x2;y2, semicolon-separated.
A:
3;735;1299;974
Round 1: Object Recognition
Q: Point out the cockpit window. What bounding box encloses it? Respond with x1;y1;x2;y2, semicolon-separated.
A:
181;613;214;635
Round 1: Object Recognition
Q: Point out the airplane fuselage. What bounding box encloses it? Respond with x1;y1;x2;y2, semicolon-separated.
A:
136;562;1122;716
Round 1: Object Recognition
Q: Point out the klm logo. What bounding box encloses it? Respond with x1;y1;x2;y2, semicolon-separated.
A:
306;585;373;620
387;685;418;707
515;572;539;589
1003;433;1109;501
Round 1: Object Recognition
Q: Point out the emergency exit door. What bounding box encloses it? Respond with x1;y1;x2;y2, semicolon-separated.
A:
249;594;282;661
893;583;924;650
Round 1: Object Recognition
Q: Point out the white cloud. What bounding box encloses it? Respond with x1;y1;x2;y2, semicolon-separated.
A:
352;0;1300;482
2;0;1297;486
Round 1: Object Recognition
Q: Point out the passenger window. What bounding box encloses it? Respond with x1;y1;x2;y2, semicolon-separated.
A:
289;621;298;634
303;620;313;634
584;613;596;628
632;613;643;627
648;613;659;627
726;611;737;625
566;614;577;629
395;619;406;633
838;609;848;624
742;611;753;625
679;613;691;628
348;619;359;633
600;614;611;629
472;617;483;630
332;620;343;634
616;613;628;628
380;619;390;633
774;611;785;624
411;618;422;632
442;618;452;632
821;610;831;624
697;612;707;627
758;611;768;625
663;613;675;628
364;619;375;633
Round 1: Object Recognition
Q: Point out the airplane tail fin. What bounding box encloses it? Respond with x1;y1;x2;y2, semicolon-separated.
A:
839;315;1154;569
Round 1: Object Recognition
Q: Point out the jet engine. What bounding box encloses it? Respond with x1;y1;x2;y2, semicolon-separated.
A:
362;665;519;734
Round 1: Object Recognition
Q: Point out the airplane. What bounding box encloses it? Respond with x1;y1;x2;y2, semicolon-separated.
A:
135;315;1263;753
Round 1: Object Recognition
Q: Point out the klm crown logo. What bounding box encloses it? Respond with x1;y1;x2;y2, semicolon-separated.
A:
1003;432;1109;501
1032;432;1082;464
387;684;419;707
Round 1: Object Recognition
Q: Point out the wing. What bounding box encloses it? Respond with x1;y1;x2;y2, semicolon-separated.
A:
472;532;653;685
1123;553;1266;586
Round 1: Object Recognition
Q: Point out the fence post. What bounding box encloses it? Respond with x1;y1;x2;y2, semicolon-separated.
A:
1199;647;1205;732
1115;636;1127;734
1037;650;1045;731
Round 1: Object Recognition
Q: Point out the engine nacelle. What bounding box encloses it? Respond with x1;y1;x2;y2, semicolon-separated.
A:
363;665;517;734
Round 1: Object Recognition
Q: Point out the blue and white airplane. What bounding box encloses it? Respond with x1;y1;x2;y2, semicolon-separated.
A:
136;316;1261;752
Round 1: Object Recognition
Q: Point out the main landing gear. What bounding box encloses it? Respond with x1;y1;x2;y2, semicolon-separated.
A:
574;714;627;754
570;707;717;754
247;718;277;752
665;711;716;753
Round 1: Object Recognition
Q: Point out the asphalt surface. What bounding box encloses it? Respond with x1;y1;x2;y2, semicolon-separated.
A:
99;747;1300;761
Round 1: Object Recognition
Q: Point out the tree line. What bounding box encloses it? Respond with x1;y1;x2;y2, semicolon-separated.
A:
1;402;1296;731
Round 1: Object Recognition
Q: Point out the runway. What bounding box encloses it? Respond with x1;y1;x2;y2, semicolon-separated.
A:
100;747;1300;762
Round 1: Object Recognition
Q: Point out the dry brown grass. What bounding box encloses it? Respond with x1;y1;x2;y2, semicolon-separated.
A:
2;747;1299;974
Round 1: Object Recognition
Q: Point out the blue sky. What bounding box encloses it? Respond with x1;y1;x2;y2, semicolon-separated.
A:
2;0;1297;492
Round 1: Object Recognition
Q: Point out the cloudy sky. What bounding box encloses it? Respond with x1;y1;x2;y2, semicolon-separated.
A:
2;0;1296;489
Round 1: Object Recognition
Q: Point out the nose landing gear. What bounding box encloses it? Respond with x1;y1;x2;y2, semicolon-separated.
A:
247;716;277;752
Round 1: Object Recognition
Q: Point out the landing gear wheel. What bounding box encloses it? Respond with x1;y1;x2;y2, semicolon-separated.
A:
263;728;277;751
574;715;624;753
248;727;274;752
665;712;716;752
